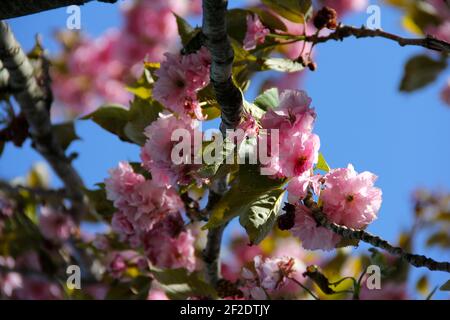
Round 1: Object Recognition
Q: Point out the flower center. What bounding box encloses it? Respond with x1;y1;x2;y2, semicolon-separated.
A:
346;194;354;202
175;78;185;88
297;156;307;168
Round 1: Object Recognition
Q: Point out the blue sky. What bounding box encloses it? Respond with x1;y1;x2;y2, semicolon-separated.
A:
1;0;449;298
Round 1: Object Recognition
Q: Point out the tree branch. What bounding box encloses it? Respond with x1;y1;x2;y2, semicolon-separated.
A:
0;22;86;218
0;180;67;203
201;0;244;288
202;187;228;286
305;25;450;53
0;0;118;20
302;196;450;273
202;0;243;132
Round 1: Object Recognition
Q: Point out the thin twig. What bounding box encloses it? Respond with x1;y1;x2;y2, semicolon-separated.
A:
0;22;87;219
0;180;67;201
289;277;320;300
302;196;450;273
304;24;450;53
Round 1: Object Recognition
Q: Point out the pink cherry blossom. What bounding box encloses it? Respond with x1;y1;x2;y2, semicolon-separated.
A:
321;0;368;16
141;114;203;187
287;172;323;203
15;251;42;271
321;164;382;229
123;3;178;45
291;165;382;251
111;211;136;237
14;277;63;300
106;161;184;234
238;113;260;138
261;89;316;133
0;256;22;297
0;192;14;218
148;288;169;300
106;250;144;279
38;207;75;241
278;131;320;177
425;21;450;43
127;180;185;231
240;255;297;299
142;216;196;271
108;253;128;279
7;251;63;299
291;204;341;250
260;89;319;178
52;0;202;118
153;48;211;119
0;272;22;297
243;14;270;50
105;161;145;208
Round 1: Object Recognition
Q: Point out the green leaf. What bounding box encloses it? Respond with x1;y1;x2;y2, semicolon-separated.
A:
440;280;450;291
149;266;217;299
82;104;130;142
399;54;447;92
264;57;304;72
197;84;222;120
250;7;287;31
425;231;450;248
303;265;336;295
315;152;330;173
126;68;153;100
204;164;285;230
52;122;80;150
243;100;265;120
262;0;313;23
84;185;115;220
254;87;279;111
227;9;250;43
239;189;285;244
227;8;287;43
175;14;195;46
105;276;151;300
202;105;222;120
416;275;429;296
197;137;236;179
124;97;162;146
230;38;259;90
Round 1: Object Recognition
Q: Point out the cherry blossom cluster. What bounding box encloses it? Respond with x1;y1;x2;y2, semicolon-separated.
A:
0;193;14;235
38;206;75;242
104;161;196;271
289;164;382;250
320;0;368;16
260;89;319;178
0;252;62;299
247;89;383;251
240;256;298;300
243;14;270;51
51;0;201;117
153;47;211;120
140;114;203;187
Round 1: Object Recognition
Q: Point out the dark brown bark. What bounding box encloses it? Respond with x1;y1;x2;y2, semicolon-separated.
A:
0;0;117;20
